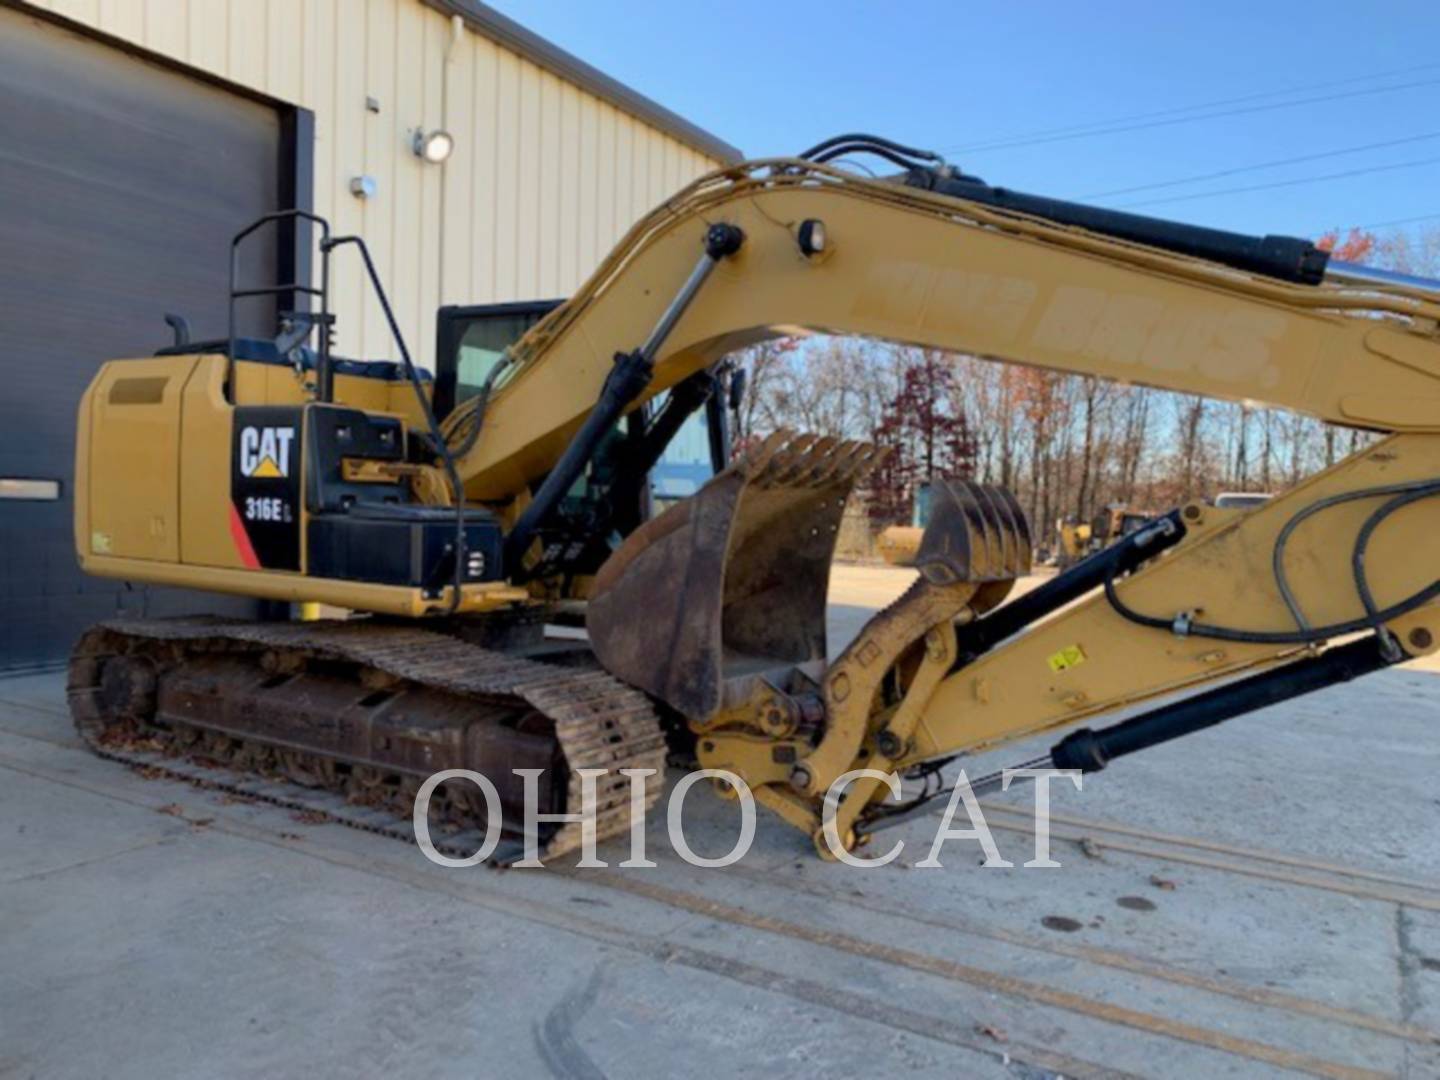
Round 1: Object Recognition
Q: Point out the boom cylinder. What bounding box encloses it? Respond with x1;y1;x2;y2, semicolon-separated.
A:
906;170;1330;285
1325;259;1440;296
502;224;744;574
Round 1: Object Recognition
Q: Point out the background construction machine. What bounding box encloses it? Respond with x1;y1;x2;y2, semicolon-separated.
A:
1053;517;1093;570
71;135;1440;861
1053;506;1155;570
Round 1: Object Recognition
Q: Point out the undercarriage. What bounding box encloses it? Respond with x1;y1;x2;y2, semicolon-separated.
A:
68;617;668;862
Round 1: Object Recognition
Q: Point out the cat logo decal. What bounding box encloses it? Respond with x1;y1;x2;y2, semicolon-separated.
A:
238;426;295;479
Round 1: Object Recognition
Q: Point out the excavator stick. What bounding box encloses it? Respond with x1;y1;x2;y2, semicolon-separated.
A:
588;426;1036;852
782;475;1033;839
587;431;885;723
591;461;1039;849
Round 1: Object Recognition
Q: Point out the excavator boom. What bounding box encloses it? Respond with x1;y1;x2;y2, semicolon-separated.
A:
446;155;1440;504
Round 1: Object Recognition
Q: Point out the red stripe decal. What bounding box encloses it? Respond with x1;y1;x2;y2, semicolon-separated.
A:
228;504;261;569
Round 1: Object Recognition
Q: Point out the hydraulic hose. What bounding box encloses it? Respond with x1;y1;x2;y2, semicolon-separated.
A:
1105;482;1440;645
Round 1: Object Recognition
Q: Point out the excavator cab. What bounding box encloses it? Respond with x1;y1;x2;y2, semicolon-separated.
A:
434;300;735;527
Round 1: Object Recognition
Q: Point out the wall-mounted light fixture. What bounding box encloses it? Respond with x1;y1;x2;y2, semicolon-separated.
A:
350;175;378;199
412;129;454;164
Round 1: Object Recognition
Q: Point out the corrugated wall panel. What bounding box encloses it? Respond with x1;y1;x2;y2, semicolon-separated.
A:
594;104;616;264
491;43;521;303
264;0;302;110
417;9;445;343
614;113;635;239
143;0;189;62
19;0;726;364
301;0;336;231
360;0;397;354
389;0;425;354
557;80;581;294
577;94;599;280
329;4;367;352
97;0;142;40
185;0;226;86
515;60;543;303
45;0;99;27
536;70;562;300
464;33;497;304
225;0;265;90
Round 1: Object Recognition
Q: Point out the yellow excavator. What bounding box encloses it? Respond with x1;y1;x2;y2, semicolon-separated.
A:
1054;517;1093;570
71;134;1440;861
1054;507;1153;570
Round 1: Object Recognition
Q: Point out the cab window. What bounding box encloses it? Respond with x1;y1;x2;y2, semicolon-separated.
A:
433;301;561;420
433;300;730;518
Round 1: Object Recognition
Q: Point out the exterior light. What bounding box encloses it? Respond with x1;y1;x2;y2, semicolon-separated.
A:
413;129;454;164
797;218;826;257
350;175;378;199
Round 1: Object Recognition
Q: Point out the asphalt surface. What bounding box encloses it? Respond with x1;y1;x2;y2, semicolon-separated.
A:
3;565;1439;1079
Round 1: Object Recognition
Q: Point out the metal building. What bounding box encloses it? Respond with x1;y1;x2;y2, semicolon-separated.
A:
0;0;739;670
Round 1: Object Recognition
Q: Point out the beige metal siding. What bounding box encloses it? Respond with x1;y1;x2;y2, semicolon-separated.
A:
21;0;726;364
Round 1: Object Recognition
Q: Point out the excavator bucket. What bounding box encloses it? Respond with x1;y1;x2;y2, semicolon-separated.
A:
587;431;884;722
913;477;1033;613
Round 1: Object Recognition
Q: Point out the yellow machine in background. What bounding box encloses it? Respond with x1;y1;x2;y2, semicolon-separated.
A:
72;135;1440;860
876;525;924;566
1091;504;1155;546
1052;506;1153;569
1054;518;1094;570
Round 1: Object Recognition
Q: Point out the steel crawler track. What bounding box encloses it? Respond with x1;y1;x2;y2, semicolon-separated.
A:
68;617;668;863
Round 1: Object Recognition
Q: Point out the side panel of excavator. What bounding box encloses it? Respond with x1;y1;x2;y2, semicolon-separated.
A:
77;351;522;617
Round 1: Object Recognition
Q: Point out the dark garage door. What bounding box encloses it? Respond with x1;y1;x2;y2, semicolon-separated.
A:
0;6;286;670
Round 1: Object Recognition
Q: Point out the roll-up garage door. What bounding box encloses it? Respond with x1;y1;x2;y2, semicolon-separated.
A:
0;6;286;670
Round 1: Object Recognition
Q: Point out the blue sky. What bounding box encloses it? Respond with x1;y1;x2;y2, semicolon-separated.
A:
490;1;1440;241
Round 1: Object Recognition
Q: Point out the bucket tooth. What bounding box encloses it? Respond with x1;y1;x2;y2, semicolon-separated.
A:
742;430;791;477
797;437;843;486
588;431;882;722
777;434;823;486
772;433;827;485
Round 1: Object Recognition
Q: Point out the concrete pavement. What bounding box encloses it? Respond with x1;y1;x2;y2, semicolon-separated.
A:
2;566;1439;1079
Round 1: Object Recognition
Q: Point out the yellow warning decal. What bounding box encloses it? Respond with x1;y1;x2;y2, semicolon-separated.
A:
1047;644;1087;673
